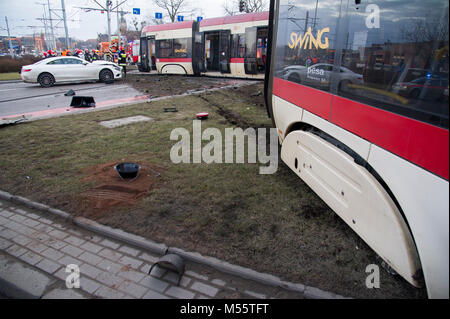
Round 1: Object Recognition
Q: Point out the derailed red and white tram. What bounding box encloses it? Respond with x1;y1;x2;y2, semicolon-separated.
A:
264;0;449;298
138;12;269;78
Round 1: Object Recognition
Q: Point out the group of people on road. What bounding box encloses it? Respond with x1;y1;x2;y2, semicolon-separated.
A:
41;46;129;77
43;48;101;60
42;47;127;62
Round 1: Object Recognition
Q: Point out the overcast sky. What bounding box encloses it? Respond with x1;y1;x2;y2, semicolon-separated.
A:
0;0;242;40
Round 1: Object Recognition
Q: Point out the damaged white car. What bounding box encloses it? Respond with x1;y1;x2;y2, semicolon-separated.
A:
20;57;123;87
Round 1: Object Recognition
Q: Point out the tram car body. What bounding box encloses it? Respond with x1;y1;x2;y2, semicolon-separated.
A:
138;12;269;79
265;0;449;298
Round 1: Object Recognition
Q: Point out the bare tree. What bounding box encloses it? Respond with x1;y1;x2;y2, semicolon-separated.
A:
400;9;449;70
131;17;140;31
223;0;238;16
153;0;195;23
223;0;268;15
246;0;269;12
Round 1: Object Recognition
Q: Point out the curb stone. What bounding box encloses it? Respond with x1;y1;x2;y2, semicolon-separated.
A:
168;247;306;294
304;286;349;299
73;217;168;256
0;189;349;299
0;190;13;201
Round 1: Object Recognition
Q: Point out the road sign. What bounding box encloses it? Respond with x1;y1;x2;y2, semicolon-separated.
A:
155;12;162;19
133;8;140;15
197;16;203;22
177;15;184;22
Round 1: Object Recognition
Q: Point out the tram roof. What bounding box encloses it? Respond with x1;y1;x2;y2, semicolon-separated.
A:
200;11;269;27
142;21;194;34
141;11;269;34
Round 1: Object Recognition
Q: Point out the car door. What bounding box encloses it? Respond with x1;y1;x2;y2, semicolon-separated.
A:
79;59;101;80
44;58;67;82
65;58;93;81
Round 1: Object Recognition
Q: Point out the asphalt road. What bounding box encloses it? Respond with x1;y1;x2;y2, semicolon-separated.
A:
0;80;145;118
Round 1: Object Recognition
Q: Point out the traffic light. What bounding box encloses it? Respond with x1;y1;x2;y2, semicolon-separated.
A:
239;0;246;12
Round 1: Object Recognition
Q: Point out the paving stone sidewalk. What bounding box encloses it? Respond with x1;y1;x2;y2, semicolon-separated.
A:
0;199;305;299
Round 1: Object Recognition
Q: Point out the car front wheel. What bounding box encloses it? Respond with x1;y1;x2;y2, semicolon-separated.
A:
38;73;55;88
99;69;114;83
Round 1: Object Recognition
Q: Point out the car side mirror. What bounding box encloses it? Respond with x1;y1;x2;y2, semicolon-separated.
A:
83;62;89;65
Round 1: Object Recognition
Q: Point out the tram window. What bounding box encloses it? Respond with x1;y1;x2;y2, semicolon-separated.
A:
231;34;245;58
245;33;256;59
274;0;341;92
338;0;449;129
157;40;172;58
231;35;238;58
173;38;188;58
238;34;245;58
274;0;449;129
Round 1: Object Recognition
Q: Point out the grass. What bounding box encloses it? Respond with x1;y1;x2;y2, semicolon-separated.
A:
0;82;426;299
0;72;21;81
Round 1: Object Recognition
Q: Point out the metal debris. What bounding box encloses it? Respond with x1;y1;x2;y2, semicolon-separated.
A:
64;89;76;96
70;96;96;108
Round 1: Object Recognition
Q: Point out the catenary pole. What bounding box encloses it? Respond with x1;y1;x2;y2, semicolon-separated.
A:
61;0;70;49
47;0;56;50
106;0;111;44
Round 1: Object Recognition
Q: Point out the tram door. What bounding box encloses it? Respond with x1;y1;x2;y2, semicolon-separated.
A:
219;30;231;73
244;27;257;74
139;37;156;72
139;37;150;72
148;37;156;70
193;32;206;75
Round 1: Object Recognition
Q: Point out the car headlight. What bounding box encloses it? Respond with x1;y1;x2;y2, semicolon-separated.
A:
114;66;121;71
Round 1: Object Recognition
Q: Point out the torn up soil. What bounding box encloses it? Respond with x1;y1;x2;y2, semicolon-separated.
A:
125;73;251;98
76;160;163;219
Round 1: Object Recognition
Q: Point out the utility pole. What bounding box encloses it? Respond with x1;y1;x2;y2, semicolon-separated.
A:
61;0;70;49
5;16;14;58
36;3;49;50
313;0;318;31
116;0;120;46
304;11;309;32
43;10;49;49
106;0;111;44
47;0;56;50
77;1;129;42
